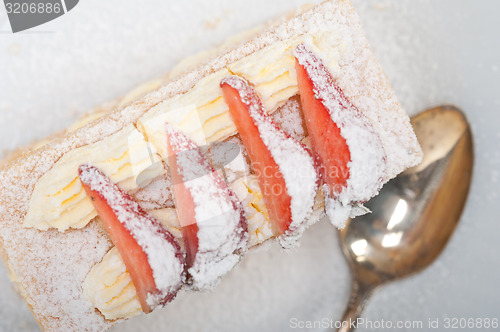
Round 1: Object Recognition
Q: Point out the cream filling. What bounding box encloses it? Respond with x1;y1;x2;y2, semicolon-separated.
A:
230;176;273;247
137;34;342;159
82;246;142;320
24;124;165;231
24;33;342;232
83;174;274;319
28;30;346;320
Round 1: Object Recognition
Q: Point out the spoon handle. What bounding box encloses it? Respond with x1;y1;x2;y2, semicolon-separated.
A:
337;280;376;332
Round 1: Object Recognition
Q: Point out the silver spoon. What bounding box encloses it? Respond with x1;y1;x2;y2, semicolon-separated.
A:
337;105;473;332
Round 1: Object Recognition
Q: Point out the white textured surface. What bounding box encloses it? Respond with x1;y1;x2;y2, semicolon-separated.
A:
0;0;499;331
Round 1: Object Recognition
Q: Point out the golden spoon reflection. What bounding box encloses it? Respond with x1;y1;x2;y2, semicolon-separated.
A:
337;105;474;332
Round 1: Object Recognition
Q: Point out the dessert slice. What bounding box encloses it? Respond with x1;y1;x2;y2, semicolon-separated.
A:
165;124;248;290
0;1;422;330
221;76;318;247
294;43;386;227
78;165;185;312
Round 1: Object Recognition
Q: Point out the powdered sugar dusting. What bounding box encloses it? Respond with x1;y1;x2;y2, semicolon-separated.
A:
166;124;248;290
271;96;306;141
0;0;421;329
209;137;251;184
295;44;386;228
132;175;174;210
78;165;185;310
221;76;318;247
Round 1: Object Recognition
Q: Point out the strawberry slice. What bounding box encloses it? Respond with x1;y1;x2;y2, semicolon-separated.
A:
79;164;185;313
220;76;318;247
294;44;386;226
165;124;248;290
294;44;351;194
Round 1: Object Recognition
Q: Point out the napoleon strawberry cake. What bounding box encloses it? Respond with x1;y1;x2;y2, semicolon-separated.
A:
0;0;421;331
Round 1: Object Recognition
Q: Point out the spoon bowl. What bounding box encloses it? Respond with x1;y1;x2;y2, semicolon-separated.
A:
337;105;473;331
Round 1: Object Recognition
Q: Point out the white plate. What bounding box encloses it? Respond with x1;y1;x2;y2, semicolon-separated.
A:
1;1;499;331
